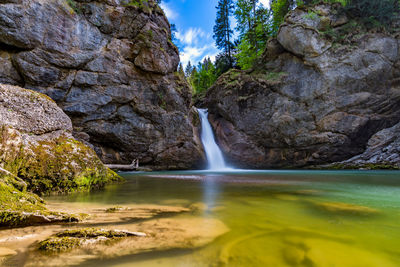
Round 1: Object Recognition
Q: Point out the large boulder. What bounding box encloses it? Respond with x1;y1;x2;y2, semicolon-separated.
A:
0;84;120;194
205;4;400;168
0;0;203;169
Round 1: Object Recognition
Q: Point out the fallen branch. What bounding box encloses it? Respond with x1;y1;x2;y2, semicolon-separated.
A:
105;159;139;171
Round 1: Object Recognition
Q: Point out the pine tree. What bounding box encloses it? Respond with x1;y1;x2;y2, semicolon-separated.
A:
213;0;235;67
185;61;193;77
235;0;272;70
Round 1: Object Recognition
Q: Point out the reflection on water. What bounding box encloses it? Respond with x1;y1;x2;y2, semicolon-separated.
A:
44;170;400;266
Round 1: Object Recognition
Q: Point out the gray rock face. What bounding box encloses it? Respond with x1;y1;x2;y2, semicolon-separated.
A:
0;0;203;169
0;84;72;134
205;4;400;169
0;84;119;194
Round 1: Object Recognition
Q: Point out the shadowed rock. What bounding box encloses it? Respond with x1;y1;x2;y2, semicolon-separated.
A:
0;0;204;170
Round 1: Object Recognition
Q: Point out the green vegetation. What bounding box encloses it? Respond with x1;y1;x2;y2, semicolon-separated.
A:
105;206;123;213
234;0;271;70
0;173;82;227
303;11;319;20
186;58;217;99
66;0;81;14
344;0;399;27
185;0;399;100
214;0;235;69
38;228;135;252
39;237;82;252
0;126;120;195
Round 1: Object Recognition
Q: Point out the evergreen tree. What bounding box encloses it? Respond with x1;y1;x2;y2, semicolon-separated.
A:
185;61;193;77
213;0;235;67
235;0;272;70
235;0;261;47
215;51;236;76
190;58;217;96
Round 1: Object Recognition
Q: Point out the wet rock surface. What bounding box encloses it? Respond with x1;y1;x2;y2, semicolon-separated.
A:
0;203;229;267
205;4;400;169
0;0;203;169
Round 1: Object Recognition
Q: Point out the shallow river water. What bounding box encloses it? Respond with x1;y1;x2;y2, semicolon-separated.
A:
41;170;400;267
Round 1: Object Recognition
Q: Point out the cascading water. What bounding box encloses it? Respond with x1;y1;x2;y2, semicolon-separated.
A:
197;108;229;171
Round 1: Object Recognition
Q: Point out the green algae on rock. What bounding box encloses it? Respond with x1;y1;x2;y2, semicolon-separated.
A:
38;228;146;252
0;84;121;195
0;174;83;228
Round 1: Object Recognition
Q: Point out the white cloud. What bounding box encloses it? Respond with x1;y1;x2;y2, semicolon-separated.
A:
259;0;270;8
179;44;219;68
176;28;219;68
176;27;206;46
160;3;178;20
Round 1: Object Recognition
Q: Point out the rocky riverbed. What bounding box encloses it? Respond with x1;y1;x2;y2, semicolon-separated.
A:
0;201;228;267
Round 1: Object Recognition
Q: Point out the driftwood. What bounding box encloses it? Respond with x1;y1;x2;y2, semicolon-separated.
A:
105;159;139;171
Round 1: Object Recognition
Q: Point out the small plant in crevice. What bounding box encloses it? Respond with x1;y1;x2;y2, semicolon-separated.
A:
66;0;81;14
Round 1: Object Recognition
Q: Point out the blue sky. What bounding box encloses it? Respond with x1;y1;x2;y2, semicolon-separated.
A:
160;0;270;68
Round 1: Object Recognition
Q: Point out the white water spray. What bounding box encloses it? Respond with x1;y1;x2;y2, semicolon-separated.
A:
197;108;230;171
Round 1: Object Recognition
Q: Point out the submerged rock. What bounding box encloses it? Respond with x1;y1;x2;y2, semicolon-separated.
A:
311;201;378;216
38;228;146;252
5;202;229;267
0;210;80;228
0;0;204;169
204;3;400;169
0;84;120;195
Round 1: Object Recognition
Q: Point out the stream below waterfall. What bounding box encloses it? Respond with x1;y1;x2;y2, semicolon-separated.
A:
26;170;400;266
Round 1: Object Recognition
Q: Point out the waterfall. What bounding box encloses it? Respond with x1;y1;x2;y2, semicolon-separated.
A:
197;108;229;171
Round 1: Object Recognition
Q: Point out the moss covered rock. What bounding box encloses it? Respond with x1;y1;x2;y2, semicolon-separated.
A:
38;228;146;252
0;175;83;228
0;84;121;195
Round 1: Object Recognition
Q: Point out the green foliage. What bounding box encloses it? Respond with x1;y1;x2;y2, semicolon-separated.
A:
303;11;319;20
66;0;81;14
215;52;236;76
234;1;272;69
236;39;262;70
189;0;398;96
188;58;217;98
214;0;235;67
270;0;295;35
124;0;153;13
344;0;399;26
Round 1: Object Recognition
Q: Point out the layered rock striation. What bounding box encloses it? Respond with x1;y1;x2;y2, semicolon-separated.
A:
205;4;400;168
0;0;203;169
